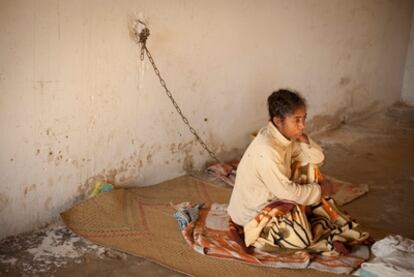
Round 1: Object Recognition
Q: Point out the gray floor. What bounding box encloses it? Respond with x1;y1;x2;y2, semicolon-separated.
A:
1;103;413;276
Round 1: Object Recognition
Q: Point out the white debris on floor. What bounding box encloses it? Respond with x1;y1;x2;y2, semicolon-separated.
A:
26;227;82;260
0;222;126;276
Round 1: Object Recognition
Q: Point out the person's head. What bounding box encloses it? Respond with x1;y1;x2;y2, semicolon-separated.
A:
267;89;307;140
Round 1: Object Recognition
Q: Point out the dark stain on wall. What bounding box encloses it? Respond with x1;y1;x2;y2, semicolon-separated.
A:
0;193;9;212
23;184;37;196
307;101;381;134
338;77;351;87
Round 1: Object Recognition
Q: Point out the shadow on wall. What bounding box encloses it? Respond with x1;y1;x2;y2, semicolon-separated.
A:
307;101;381;135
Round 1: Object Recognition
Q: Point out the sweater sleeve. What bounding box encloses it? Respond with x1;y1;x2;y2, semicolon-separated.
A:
292;137;325;166
257;149;321;205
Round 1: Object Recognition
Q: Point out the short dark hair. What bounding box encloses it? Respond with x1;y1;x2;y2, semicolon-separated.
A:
267;89;306;120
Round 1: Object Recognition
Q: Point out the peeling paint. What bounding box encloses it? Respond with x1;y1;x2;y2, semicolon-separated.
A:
71;143;174;196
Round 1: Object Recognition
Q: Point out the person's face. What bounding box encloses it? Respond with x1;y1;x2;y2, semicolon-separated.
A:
272;105;307;140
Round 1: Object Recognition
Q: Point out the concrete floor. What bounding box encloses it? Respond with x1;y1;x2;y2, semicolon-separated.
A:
315;103;414;239
1;103;413;276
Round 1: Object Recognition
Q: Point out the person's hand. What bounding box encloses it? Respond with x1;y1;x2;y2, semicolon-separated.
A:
319;179;334;197
296;133;309;144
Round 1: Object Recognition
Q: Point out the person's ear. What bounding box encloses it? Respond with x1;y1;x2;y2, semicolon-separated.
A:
272;116;283;128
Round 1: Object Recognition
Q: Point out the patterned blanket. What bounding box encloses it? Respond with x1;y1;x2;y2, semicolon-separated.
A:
174;200;371;275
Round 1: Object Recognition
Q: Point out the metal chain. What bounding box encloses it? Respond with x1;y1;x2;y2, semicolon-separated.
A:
135;20;221;163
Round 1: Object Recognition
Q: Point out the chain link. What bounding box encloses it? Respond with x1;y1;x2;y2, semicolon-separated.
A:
135;21;221;163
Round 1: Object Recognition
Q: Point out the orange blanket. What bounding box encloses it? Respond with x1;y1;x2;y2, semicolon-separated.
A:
175;201;371;274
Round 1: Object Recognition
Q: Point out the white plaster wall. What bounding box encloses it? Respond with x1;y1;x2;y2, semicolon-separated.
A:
0;0;413;238
402;7;414;105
